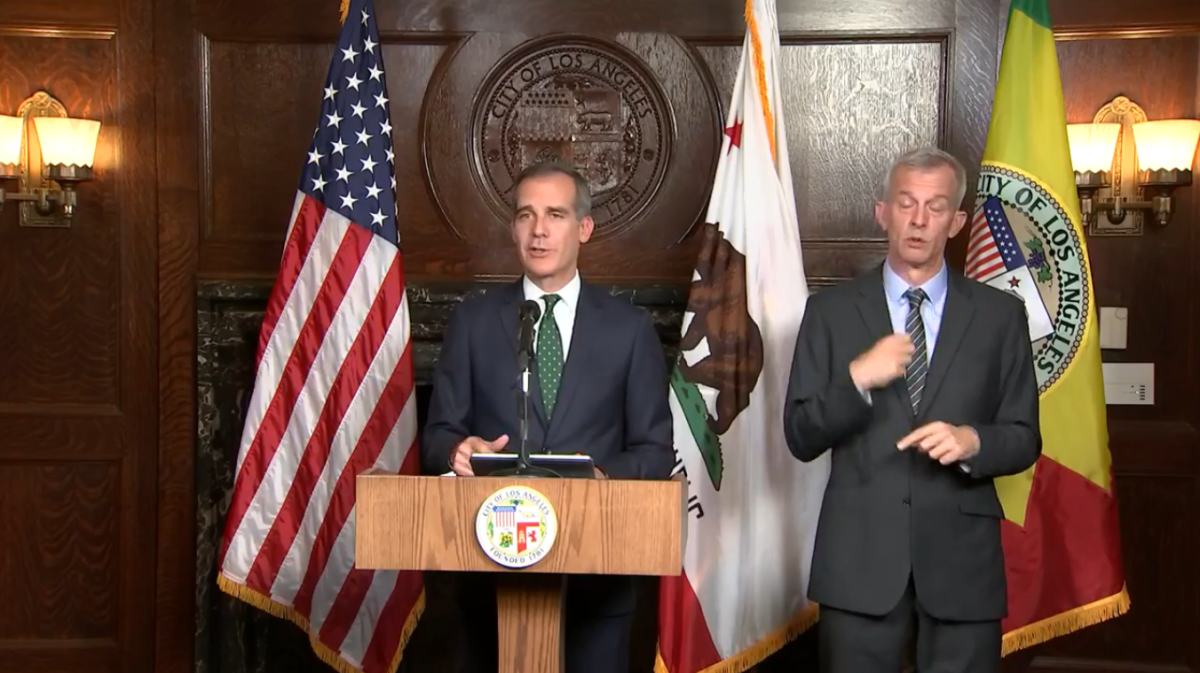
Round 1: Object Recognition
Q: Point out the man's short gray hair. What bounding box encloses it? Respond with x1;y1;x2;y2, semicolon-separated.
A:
513;160;593;219
882;147;968;207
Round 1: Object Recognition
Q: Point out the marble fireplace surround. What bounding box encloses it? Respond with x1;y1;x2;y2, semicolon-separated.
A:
193;278;686;672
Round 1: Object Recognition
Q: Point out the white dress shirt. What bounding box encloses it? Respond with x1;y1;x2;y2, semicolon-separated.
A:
522;271;581;360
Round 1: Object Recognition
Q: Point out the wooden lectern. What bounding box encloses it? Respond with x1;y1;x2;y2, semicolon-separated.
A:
356;473;686;673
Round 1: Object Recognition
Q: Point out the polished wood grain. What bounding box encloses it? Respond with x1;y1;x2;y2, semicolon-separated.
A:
357;473;684;673
191;0;990;285
0;33;119;411
0;0;159;672
356;474;685;575
0;464;118;640
153;1;204;671
496;574;565;673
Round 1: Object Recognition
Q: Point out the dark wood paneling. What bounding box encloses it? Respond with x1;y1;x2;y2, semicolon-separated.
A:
195;0;957;40
1023;476;1196;672
1049;0;1200;31
0;463;119;640
696;39;946;240
0;3;159;673
0;640;119;673
0;33;119;410
154;0;203;671
0;1;118;30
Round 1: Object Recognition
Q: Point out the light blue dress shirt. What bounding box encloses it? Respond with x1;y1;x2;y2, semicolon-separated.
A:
882;260;949;358
877;260;972;471
858;260;950;403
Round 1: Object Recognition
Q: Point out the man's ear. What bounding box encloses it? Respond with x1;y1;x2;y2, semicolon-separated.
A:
579;215;595;243
949;209;968;238
874;201;889;233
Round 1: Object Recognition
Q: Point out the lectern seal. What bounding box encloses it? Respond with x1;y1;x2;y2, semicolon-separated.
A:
475;486;558;569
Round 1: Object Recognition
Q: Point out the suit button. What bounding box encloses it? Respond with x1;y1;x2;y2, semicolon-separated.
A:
902;497;911;505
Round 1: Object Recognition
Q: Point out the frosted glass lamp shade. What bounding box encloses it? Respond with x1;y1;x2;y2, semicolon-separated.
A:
1132;120;1200;171
1067;123;1120;174
32;116;101;168
0;115;22;167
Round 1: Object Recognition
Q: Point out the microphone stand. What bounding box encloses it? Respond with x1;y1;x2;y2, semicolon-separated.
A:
494;303;559;479
515;345;533;473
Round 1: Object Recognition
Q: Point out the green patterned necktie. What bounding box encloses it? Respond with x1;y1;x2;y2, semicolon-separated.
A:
536;294;564;418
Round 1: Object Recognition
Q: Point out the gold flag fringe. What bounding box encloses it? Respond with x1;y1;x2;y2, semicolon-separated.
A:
654;603;819;673
218;573;426;673
338;0;351;24
1001;584;1130;657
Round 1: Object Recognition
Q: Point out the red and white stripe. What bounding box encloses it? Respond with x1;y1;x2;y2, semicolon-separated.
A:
965;209;1004;280
219;191;422;673
495;508;514;528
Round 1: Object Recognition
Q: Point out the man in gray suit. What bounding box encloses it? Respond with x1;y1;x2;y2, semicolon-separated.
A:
783;147;1042;672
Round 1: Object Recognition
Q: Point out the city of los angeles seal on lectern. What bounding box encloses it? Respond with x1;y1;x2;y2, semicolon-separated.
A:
475;486;558;569
969;163;1091;395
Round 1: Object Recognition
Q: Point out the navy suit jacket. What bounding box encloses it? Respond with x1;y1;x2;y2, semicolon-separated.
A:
422;279;674;481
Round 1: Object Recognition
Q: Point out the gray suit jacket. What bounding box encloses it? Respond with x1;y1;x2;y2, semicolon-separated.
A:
784;264;1041;621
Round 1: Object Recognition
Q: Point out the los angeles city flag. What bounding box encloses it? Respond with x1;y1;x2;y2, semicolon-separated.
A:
216;0;424;671
656;0;829;670
965;0;1129;654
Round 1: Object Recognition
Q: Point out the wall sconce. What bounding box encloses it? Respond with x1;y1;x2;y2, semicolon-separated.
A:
1067;95;1199;235
0;91;100;228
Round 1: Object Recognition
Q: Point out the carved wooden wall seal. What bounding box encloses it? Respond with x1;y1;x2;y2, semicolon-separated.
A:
422;32;721;275
469;37;673;238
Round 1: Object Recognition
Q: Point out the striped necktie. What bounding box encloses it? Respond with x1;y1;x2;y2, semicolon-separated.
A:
904;288;929;414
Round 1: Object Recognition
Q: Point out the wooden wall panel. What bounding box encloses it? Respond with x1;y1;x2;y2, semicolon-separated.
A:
0;463;119;640
195;34;957;284
0;33;120;410
697;40;945;240
0;1;158;673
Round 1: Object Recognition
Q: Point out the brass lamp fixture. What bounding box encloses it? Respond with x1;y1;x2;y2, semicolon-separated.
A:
0;91;101;227
1067;95;1200;235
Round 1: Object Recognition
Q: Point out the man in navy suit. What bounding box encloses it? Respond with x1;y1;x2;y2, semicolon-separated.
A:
422;160;674;673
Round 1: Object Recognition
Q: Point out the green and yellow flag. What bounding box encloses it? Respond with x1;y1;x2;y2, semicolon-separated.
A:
964;0;1129;654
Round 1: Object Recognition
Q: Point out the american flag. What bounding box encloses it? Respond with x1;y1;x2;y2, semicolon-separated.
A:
216;1;423;672
966;196;1028;282
493;506;516;529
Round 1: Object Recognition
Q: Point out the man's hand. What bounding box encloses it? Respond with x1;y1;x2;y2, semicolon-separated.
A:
897;422;980;465
849;333;915;390
450;435;509;476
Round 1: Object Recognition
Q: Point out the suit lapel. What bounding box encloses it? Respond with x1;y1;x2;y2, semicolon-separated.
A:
497;281;549;431
919;273;975;417
856;265;912;415
544;283;601;444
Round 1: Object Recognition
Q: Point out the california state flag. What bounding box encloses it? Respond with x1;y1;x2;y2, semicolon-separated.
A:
655;0;829;670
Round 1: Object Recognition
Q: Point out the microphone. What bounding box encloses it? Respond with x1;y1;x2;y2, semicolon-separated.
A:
514;300;541;474
518;299;541;367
